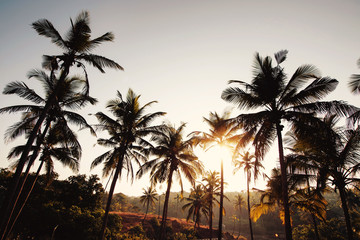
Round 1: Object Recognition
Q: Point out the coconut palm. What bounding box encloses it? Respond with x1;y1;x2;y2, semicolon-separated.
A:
190;111;243;240
91;89;165;240
140;186;158;224
202;170;221;239
137;123;204;240
0;71;96;239
290;114;360;240
0;11;122;237
233;150;263;240
221;50;355;240
182;184;208;229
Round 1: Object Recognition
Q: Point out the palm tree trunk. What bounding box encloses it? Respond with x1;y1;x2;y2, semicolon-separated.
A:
6;159;45;238
209;193;213;239
247;171;254;240
159;170;173;240
304;169;320;240
339;187;353;240
276;122;292;240
1;123;50;240
0;63;71;240
218;159;224;240
99;156;124;240
143;202;150;224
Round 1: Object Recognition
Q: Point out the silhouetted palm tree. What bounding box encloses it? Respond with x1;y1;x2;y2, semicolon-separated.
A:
140;186;158;224
290;114;360;240
0;11;122;239
190;111;242;240
222;50;354;240
0;71;95;239
137;123;204;240
182;184;208;228
233;150;263;240
202;170;221;239
91;89;165;240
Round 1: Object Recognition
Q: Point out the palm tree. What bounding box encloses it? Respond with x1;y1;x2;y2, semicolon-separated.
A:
221;50;355;240
0;11;122;238
182;184;208;229
190;111;243;240
137;123;204;240
140;186;158;224
234;193;246;238
202;170;221;239
290;114;360;240
91;89;165;240
233;150;263;240
0;71;96;239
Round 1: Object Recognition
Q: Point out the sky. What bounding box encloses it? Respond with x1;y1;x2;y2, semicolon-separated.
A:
0;0;359;196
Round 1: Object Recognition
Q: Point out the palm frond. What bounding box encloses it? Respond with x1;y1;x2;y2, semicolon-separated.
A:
32;19;67;49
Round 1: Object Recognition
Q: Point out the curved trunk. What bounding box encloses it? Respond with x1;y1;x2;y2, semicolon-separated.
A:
218;160;224;240
276;122;292;240
247;171;254;240
0;63;71;240
339;186;353;240
1;122;50;240
7;159;45;237
99;148;125;240
159;169;173;240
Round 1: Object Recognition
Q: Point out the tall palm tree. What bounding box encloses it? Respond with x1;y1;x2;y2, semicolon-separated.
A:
290;114;360;240
0;71;95;239
140;186;158;224
137;123;204;240
202;170;221;239
221;50;354;240
190;111;242;240
233;150;263;240
0;11;122;238
182;184;208;229
91;89;165;240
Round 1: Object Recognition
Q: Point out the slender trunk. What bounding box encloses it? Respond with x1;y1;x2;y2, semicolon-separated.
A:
159;170;173;240
99;154;124;240
247;171;254;240
0;62;71;240
7;159;45;237
2;123;50;240
276;122;292;240
304;169;320;240
143;202;150;224
209;192;213;239
339;187;353;240
218;159;224;240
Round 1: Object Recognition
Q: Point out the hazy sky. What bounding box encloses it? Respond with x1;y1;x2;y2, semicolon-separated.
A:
0;0;359;196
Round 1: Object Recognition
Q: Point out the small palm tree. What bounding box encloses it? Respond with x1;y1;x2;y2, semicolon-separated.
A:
91;89;165;240
202;170;221;239
233;150;263;240
222;50;355;240
140;186;158;224
182;184;208;229
137;123;204;240
190;111;243;240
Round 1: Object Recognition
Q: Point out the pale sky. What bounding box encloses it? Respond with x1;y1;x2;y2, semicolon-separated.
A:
0;0;359;196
